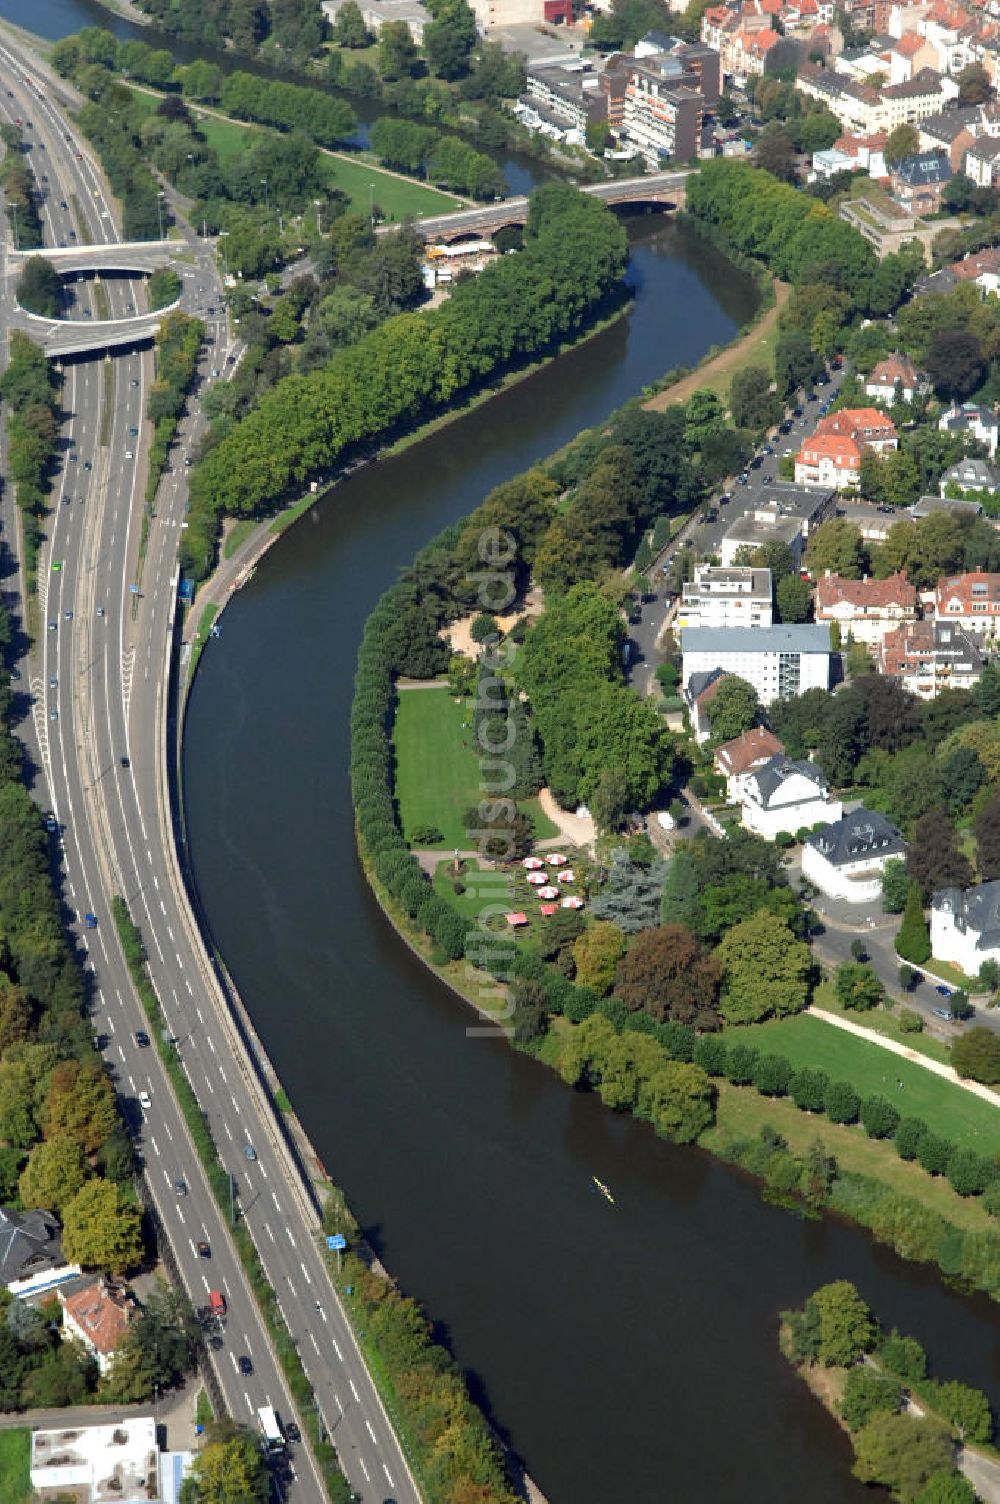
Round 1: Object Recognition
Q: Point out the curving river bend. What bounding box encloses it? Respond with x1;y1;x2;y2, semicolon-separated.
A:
6;0;1000;1489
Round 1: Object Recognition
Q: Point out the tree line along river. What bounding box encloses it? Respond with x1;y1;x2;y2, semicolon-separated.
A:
9;3;1000;1494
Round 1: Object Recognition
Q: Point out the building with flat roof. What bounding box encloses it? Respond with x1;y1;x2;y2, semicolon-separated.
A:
681;624;832;704
31;1416;163;1504
678;564;773;629
718;485;836;565
321;0;431;38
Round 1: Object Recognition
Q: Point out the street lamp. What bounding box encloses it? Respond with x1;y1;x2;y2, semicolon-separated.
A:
10;202;18;250
369;182;375;229
314;198;323;236
156;191;165;241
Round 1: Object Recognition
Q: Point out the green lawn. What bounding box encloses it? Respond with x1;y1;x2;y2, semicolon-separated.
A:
726;1013;1000;1153
318;152;462;222
394;686;559;850
196;113;252;163
195;110;461;220
0;1430;30;1504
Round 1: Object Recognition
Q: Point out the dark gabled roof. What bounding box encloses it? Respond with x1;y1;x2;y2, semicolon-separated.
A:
0;1206;64;1285
686;668;726;704
893;150;952;186
933;880;1000;950
806;807;907;867
750;754;827;807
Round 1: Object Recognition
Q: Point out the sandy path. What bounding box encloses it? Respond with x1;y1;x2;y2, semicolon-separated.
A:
643;280;790;412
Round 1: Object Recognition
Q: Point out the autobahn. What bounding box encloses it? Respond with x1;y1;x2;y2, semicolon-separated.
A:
0;38;416;1504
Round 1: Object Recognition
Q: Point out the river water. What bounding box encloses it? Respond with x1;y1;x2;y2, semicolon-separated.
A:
177;214;1000;1503
7;0;1000;1493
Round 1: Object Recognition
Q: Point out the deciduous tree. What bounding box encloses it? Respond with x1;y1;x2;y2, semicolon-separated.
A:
715;911;812;1024
62;1179;144;1275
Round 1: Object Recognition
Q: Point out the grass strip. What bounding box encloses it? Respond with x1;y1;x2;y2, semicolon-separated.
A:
100;359;113;448
93;280;111;322
187;602;218;685
223;518;256;559
71;192;92;245
110;895;353;1504
0;1429;30;1504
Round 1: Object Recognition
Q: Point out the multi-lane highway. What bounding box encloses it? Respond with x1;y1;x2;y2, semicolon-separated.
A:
0;38;415;1504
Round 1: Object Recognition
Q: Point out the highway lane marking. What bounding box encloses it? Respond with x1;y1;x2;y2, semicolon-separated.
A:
300;1261;311;1285
223;1122;232;1141
358;1459;370;1484
175;953;184;969
167;927;175;944
309;1333;320;1354
163;1122;173;1141
231;1096;239;1112
258;1163;267;1179
349;1379;359;1403
272;1192;281;1212
218;1067;228;1084
244;1391;252;1413
188;1238;196;1256
230;1353;239;1374
365;1420;377;1445
128;1076;136;1092
332;1338;342;1361
196;1007;204;1023
263;1222;274;1242
149;1137;160;1156
206;1036;216;1054
287;1230;296;1250
286;1278;297;1298
186;979;194;996
117;1046;125;1063
383;1465;395;1487
176;1206;185;1225
159;899;166;915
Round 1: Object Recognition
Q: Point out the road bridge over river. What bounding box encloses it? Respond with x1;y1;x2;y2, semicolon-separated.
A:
408;169;690;240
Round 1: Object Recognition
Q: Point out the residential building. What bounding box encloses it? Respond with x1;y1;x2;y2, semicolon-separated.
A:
814;570;917;644
890;149;953;210
888;30;939;80
681;624;832;704
60;1278;137;1376
740;754;842;839
832;130;888;176
718;511;805;566
940;458;1000;494
795;408;898;489
802;808;908;903
623;59;703;164
678;564;773;629
934;570;1000;635
931;881;1000;975
881;68;952;128
965;133;1000;186
879;618;984;695
811;145;861;180
950;246;1000;293
913;491;983;517
0;1207;80;1297
321;0;430;39
840;193;934;259
683;667;727;743
796;64;884;132
864;352;928;403
718;484;836;564
526;67;605;135
919;108;977;170
938;401;1000;456
29;1416;182;1504
714;726;785;801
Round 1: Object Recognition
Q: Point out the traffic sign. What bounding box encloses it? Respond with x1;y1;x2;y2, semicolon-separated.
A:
326;1234;347;1251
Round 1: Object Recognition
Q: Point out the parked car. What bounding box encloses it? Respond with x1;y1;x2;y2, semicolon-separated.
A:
935;984;952;998
932;1007;952;1021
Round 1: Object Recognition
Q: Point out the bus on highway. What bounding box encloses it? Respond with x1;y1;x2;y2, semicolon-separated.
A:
257;1405;284;1456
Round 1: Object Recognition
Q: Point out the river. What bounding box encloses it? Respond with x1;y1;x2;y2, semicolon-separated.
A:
177;212;1000;1504
7;0;1000;1493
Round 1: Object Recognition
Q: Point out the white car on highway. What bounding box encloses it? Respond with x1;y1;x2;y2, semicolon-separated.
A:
139;1090;151;1110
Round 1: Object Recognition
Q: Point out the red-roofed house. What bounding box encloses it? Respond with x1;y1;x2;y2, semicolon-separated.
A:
60;1278;136;1375
864;354;929;403
795;409;898;489
889;31;938;82
729;25;783;76
833;131;888;176
714;726;785;800
934;571;1000;636
814;570;917;644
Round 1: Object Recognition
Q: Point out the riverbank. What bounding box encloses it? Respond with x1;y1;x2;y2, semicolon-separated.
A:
780;1285;1000;1502
179;287;635;684
644;278;789;411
